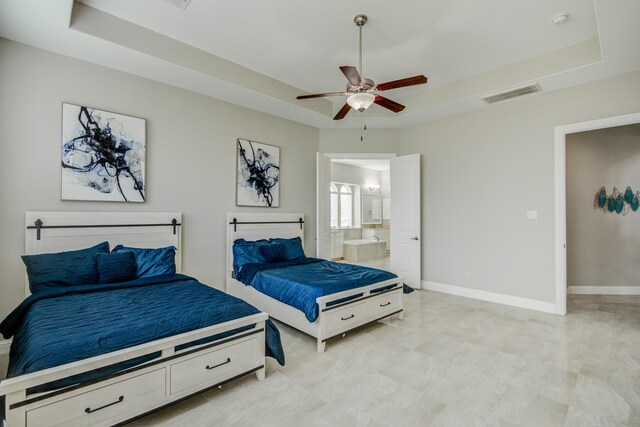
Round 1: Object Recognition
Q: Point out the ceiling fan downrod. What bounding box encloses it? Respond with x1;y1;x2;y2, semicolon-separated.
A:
354;14;367;82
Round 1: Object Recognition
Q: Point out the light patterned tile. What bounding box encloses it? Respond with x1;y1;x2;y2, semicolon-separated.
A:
4;294;640;427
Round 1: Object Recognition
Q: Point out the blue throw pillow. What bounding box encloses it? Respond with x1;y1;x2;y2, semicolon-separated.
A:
269;237;305;260
232;239;270;272
260;243;288;263
97;252;137;283
21;241;110;293
112;245;176;278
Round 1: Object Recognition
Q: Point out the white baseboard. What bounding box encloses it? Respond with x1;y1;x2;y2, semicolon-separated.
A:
0;339;11;354
568;286;640;295
422;281;559;314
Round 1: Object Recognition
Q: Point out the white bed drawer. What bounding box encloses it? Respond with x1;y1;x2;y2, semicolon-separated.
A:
170;336;259;395
325;302;366;336
365;290;401;319
26;369;165;427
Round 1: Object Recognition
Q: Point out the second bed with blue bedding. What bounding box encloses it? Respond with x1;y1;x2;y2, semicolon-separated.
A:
235;257;403;322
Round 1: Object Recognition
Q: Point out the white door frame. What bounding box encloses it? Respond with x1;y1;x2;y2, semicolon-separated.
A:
554;111;640;315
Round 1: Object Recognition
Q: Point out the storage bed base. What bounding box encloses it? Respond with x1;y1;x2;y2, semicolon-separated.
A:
226;276;404;353
1;314;268;427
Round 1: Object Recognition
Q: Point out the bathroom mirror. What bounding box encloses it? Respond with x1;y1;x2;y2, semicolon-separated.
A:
362;193;382;225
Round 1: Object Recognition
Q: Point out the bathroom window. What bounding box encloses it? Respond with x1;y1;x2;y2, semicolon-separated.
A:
331;182;354;228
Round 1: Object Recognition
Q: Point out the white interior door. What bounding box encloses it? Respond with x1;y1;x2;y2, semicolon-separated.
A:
316;153;331;259
391;154;421;288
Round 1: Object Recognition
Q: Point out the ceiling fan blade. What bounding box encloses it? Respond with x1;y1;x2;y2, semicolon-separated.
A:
296;92;345;100
333;103;352;120
374;95;405;113
339;66;362;86
376;75;428;92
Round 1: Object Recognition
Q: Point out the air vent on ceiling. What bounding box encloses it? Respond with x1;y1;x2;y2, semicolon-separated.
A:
482;84;541;104
163;0;192;9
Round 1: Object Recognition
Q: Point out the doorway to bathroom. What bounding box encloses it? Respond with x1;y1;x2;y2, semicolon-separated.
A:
329;158;391;270
317;152;422;288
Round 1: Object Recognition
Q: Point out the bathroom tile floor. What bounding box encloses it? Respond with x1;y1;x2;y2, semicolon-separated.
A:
2;293;639;426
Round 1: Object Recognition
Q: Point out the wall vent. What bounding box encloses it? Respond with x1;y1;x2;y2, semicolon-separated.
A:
163;0;192;9
482;84;541;104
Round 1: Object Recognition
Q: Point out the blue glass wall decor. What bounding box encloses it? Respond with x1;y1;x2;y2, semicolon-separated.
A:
594;186;639;215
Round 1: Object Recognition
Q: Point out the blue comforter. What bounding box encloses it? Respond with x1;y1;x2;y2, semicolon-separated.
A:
235;258;401;322
0;274;284;392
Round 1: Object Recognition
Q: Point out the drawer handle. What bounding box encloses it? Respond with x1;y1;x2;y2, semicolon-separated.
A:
341;314;355;321
85;395;124;414
206;357;231;370
380;302;392;307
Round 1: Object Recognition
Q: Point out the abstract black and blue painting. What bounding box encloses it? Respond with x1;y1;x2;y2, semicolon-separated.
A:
61;103;146;202
236;139;280;207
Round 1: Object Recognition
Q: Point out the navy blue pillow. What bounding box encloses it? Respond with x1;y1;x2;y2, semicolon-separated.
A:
22;241;110;293
97;252;137;283
260;243;288;263
232;239;270;272
270;237;305;260
112;245;177;278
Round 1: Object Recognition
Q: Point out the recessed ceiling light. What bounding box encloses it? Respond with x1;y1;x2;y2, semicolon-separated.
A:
551;14;569;25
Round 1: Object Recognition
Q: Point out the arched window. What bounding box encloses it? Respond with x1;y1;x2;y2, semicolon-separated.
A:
330;182;354;228
330;184;339;228
339;185;353;228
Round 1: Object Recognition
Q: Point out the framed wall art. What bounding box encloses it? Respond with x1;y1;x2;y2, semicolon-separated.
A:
61;103;146;202
236;138;280;207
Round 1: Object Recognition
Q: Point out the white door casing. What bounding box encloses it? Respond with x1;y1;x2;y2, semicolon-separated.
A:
316;153;331;259
391;154;421;288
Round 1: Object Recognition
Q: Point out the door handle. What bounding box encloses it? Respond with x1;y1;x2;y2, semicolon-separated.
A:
411;236;419;241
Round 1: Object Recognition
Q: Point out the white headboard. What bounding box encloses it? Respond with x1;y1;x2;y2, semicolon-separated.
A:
226;212;304;274
25;211;182;296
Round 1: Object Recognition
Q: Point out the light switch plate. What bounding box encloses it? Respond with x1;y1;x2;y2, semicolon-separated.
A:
526;210;538;220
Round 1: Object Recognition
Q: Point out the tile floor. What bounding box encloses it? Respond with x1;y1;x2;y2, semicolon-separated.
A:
2;293;639;426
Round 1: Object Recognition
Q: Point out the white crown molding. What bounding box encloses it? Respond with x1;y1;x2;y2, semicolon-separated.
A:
422;281;559;314
568;286;640;295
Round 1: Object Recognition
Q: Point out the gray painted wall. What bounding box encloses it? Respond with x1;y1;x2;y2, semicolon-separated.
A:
320;71;640;304
566;124;640;287
331;162;381;191
0;38;319;319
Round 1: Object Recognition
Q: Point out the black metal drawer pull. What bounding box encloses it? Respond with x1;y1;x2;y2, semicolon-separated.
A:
85;396;124;414
341;314;355;321
206;358;231;370
380;302;391;307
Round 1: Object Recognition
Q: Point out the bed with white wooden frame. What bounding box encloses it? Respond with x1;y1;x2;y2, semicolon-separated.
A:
225;212;404;353
1;211;269;427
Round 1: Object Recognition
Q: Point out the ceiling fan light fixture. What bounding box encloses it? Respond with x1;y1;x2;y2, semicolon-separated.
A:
347;93;375;112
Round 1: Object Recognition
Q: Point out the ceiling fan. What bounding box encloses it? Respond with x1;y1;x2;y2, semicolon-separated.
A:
296;14;428;120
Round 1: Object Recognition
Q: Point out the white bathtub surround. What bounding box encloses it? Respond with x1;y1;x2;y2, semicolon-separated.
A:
343;239;387;262
362;228;391;253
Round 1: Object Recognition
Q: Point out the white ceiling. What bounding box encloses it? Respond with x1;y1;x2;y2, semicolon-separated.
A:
1;0;639;128
332;159;390;172
79;0;597;96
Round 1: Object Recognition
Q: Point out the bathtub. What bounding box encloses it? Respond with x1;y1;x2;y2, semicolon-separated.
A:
343;239;387;262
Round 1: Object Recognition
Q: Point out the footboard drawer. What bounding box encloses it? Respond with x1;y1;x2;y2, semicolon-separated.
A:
325;302;366;337
365;289;402;319
170;335;260;395
26;369;165;427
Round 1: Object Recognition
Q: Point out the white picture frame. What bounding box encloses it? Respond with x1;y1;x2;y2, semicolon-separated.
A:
236;138;280;207
61;103;146;202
